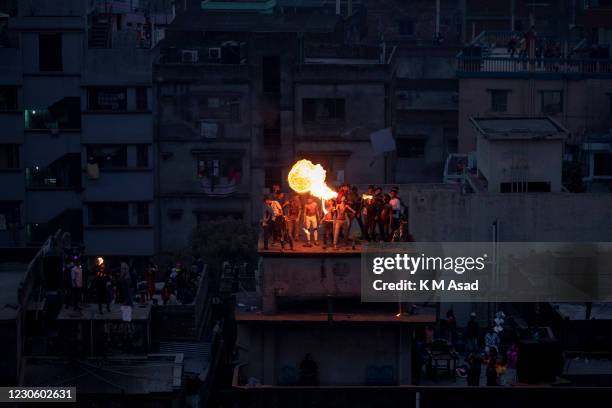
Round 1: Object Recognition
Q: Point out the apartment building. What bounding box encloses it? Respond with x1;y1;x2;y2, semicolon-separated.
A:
457;30;612;191
0;0;173;258
154;2;394;253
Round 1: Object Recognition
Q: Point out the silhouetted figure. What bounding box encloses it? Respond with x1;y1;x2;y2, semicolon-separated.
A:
299;353;318;385
466;353;482;386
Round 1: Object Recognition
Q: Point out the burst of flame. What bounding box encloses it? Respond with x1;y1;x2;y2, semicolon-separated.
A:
96;257;105;266
361;194;373;201
287;159;337;200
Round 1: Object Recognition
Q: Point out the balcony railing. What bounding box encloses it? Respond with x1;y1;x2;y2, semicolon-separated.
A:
200;178;239;197
457;56;612;76
458;30;611;77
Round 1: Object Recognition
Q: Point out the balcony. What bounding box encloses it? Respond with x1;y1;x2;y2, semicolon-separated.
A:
84;170;153;201
25;153;81;191
295;45;396;83
457;31;612;78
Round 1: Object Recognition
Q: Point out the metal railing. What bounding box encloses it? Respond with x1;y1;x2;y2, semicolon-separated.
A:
457;56;612;75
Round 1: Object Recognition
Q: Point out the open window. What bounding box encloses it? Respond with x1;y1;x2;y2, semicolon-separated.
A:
25;97;81;130
196;154;243;195
26;153;81;189
197;95;240;121
88;202;129;226
87;87;127;111
0;145;19;169
39;33;62;71
0;201;20;230
302;98;345;124
87;145;128;169
0;87;17;110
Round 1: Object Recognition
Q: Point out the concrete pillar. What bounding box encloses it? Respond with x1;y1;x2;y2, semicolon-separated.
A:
398;326;412;385
435;0;440;37
263;326;276;385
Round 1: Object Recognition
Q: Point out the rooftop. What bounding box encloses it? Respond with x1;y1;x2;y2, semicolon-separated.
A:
471;117;568;140
170;10;340;33
259;238;363;255
57;303;152;322
236;310;436;324
457;31;612;78
553;303;612;320
21;354;183;394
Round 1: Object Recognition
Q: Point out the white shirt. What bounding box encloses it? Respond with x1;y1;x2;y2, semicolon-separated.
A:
390;197;401;218
269;200;283;218
71;265;83;288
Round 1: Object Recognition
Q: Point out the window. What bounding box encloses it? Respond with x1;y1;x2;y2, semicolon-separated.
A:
39;33;62;71
198;96;240;121
398;20;415;36
135;87;148;111
88;203;129;226
134;202;150;225
490;90;509;112
136;145;149;168
264;166;282;189
0;145;19;169
541;91;563;114
196;156;242;185
24;97;81;130
87;145;128;169
396;138;425;158
0;201;20;230
262;56;280;93
87;88;127;111
594;153;612;176
301;154;347;184
302;98;345;123
0;87;17;110
26;153;81;188
263;123;281;146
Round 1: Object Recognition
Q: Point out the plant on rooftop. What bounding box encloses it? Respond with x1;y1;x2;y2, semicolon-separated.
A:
191;217;258;273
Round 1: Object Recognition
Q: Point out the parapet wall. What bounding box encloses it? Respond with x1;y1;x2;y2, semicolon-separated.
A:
408;190;612;242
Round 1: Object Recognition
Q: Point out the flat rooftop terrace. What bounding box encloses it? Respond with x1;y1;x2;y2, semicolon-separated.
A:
57;303;152;321
236;310;436;324
259;238;364;255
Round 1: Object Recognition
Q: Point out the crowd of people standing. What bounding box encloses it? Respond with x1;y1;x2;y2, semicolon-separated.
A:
64;255;205;313
262;183;414;250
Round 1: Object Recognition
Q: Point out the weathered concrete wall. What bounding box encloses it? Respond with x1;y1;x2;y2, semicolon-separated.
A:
261;254;362;313
238;324;412;386
477;137;564;193
408;189;612;242
458;77;612;152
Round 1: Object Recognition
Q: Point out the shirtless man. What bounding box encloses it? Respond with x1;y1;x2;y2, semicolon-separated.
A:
333;196;356;249
302;196;321;247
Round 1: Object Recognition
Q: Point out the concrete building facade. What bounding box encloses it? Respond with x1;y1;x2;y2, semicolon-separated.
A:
154;5;394;254
0;1;173;257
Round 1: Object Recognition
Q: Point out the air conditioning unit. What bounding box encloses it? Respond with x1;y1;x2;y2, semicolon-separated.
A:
200;121;218;139
181;49;199;63
208;47;221;61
